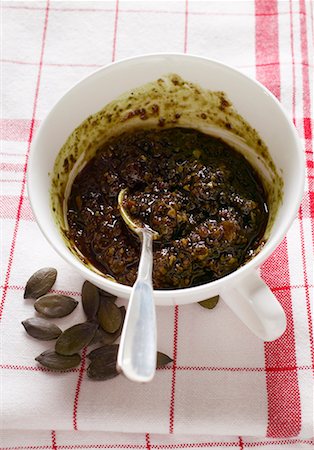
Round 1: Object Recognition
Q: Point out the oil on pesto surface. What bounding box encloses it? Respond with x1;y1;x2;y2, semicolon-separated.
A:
51;74;283;279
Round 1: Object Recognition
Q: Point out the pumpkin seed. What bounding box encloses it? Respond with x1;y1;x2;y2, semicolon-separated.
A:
24;267;57;299
156;351;173;368
34;294;78;318
35;349;81;370
90;306;126;346
82;281;100;320
87;344;119;361
87;345;119;381
22;317;62;340
99;289;117;303
55;322;98;355
88;326;106;347
87;346;172;378
198;295;219;309
87;358;119;381
97;298;122;333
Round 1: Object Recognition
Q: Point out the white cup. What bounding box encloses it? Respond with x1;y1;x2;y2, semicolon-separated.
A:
28;54;305;342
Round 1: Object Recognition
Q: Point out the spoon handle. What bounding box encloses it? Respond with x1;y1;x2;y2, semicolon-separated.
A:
117;230;157;382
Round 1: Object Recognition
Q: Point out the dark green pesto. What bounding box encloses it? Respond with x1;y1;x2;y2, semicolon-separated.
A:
67;128;269;289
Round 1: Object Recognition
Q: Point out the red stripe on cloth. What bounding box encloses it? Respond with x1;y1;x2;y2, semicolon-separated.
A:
1;446;146;450
261;242;301;437
263;365;301;438
289;0;297;124
56;446;145;450
299;0;312;119
184;0;189;53
171;365;313;372
256;0;302;437
112;0;119;62
307;160;314;170
0;119;40;142
0;446;146;450
153;441;314;449
299;204;314;368
1;284;81;296
303;118;312;139
0;162;25;172
300;192;314;219
310;192;314;218
238;436;244;450
72;347;87;431
245;439;314;448
1;3;310;18
299;0;314;369
255;0;281;99
311;0;314;45
1;362;312;373
2;441;314;450
2;58;313;72
1;447;51;450
152;445;238;450
272;284;314;291
0;363;80;373
145;433;151;450
0;195;34;221
0;151;25;157
0;1;50;323
169;305;179;434
51;431;57;450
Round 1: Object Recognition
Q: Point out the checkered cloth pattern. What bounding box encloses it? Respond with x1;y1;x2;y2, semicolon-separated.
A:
1;1;313;449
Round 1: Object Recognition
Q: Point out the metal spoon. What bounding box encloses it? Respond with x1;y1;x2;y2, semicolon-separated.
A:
116;188;158;382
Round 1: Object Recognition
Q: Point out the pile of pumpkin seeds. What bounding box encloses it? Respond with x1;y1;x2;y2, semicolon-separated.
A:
22;267;174;380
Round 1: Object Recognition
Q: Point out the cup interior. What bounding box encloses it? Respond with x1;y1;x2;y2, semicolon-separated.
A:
28;54;304;305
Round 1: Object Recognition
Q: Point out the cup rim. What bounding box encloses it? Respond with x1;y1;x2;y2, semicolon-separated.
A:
28;52;305;300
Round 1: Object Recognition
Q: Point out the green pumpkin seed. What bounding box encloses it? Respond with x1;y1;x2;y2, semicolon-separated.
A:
97;298;122;333
87;345;119;381
88;326;106;347
34;294;78;318
82;281;100;320
90;306;126;346
24;267;57;299
22;317;62;340
156;351;173;368
198;295;219;309
87;358;120;381
87;344;119;361
35;349;81;370
99;289;118;303
55;322;98;355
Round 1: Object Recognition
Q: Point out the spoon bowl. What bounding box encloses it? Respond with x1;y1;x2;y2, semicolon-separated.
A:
118;188;159;238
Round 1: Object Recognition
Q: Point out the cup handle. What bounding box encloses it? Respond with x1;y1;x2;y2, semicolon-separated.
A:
220;271;287;341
